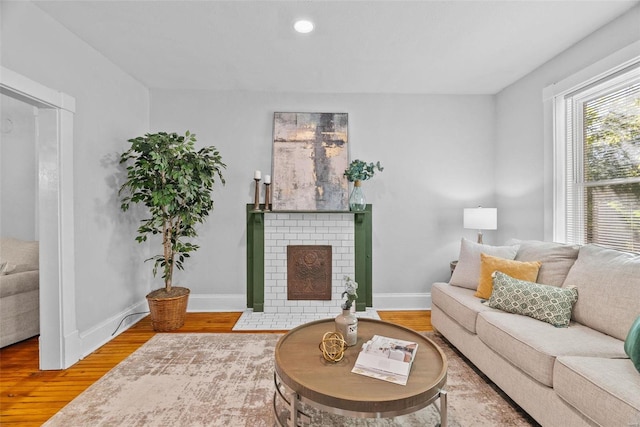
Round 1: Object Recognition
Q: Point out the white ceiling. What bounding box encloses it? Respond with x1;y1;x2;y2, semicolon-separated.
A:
33;0;639;95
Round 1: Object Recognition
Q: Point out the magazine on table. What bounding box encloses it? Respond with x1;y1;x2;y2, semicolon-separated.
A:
351;335;418;385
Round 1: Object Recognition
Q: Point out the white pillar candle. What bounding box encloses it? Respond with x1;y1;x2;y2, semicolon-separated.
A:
254;170;261;180
264;175;271;184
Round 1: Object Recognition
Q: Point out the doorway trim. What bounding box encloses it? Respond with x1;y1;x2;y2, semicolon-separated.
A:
1;67;79;369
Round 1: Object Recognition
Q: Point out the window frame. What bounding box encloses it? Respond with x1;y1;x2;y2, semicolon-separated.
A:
544;42;640;244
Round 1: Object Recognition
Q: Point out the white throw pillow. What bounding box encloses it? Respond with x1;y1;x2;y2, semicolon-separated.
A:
449;238;519;290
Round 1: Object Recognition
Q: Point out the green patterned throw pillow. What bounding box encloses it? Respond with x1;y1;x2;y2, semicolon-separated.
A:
487;271;578;327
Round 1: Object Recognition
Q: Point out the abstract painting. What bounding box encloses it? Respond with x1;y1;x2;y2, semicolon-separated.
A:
272;112;349;210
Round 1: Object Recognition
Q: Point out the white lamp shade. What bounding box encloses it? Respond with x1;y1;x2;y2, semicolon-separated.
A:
464;208;497;230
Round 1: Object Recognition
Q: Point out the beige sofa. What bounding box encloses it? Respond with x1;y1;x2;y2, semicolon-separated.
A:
1;237;39;347
432;239;640;427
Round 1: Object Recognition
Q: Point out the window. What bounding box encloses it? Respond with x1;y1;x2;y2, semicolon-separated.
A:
554;63;640;252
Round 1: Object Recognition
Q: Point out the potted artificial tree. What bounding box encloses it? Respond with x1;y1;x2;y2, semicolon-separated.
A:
119;131;226;331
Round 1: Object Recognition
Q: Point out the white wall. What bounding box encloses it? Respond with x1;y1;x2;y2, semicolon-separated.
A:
1;95;37;240
495;4;640;243
151;90;496;308
1;1;150;352
4;1;634;341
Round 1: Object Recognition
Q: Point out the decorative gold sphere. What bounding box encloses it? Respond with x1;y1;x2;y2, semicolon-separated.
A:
319;331;347;362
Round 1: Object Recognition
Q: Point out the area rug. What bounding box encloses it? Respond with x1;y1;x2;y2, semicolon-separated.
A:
43;332;538;426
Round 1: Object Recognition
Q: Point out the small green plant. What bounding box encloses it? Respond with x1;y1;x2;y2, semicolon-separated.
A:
119;131;226;295
341;276;359;310
344;160;384;182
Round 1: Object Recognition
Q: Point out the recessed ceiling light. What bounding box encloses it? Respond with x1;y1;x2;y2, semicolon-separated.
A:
294;20;314;34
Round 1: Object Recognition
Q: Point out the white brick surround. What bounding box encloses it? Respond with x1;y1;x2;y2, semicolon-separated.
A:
264;212;355;314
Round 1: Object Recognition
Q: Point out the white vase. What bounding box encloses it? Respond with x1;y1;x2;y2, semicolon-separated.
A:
335;308;358;346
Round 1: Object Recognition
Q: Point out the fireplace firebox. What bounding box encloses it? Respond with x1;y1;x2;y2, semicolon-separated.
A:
287;245;332;300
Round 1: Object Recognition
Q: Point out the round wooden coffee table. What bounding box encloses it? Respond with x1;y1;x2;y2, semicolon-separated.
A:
273;318;448;426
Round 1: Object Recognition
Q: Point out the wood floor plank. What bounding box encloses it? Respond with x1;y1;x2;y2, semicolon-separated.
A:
378;310;431;332
0;310;430;426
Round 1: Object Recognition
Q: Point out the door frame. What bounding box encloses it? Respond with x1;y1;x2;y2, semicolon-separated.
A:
0;67;79;369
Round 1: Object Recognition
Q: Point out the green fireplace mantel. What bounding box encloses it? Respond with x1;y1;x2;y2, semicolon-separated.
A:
246;204;372;312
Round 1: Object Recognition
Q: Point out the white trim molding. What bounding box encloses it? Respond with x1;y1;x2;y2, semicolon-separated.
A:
1;66;78;369
373;292;432;311
542;41;640;243
79;300;149;359
187;293;247;312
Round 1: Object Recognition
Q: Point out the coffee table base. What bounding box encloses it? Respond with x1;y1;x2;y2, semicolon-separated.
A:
273;372;448;426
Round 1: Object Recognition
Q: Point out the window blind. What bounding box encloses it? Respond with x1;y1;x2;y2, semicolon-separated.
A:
565;71;640;252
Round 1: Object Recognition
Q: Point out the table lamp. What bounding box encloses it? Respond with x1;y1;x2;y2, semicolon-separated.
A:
464;207;497;244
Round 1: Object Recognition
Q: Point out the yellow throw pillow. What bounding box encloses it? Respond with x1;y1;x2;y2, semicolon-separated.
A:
475;253;541;299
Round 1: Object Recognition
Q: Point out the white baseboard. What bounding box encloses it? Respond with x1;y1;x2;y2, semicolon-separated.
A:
187;293;246;312
78;300;149;359
373;293;432;310
76;293;430;360
76;294;244;361
186;293;432;312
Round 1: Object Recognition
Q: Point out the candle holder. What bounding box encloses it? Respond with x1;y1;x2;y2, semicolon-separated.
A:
264;182;271;211
253;178;261;211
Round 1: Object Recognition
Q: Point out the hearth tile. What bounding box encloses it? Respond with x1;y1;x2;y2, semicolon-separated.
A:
232;308;381;331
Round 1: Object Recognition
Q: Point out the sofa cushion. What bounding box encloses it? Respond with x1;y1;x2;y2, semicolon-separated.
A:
554;356;640;426
476;311;626;387
626;316;640;373
450;238;518;290
475;254;541;299
0;285;39;348
432;282;496;334
0;270;40;298
508;239;580;286
563;244;640;341
0;238;39;272
487;272;578;327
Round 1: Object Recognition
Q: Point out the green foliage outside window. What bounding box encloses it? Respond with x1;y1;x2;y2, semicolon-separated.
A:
583;86;640;251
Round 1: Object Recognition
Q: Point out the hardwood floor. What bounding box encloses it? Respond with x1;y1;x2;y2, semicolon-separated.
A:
0;311;431;426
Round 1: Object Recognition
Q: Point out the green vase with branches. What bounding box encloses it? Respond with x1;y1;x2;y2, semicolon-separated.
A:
344;160;383;211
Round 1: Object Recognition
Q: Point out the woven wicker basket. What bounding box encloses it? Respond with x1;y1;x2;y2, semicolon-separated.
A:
146;287;190;332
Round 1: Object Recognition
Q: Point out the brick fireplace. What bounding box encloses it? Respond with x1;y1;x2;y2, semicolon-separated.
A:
264;213;354;314
246;205;372;314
